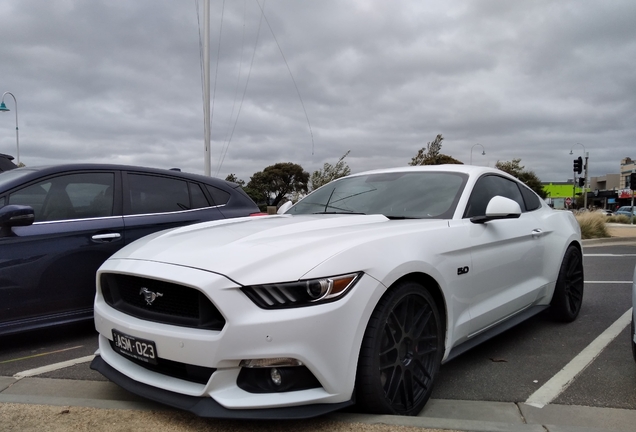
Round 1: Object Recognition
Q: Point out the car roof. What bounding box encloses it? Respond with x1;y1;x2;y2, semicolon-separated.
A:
350;164;509;178
0;153;18;172
0;163;239;191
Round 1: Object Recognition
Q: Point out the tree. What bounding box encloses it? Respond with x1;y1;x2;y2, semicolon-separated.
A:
409;134;463;166
246;162;310;207
495;158;547;199
224;173;245;187
310;151;351;191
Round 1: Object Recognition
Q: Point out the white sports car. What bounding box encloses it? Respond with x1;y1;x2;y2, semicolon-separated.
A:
91;165;584;419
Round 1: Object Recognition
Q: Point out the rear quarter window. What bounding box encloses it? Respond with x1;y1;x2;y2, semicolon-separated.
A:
519;183;542;211
206;185;230;206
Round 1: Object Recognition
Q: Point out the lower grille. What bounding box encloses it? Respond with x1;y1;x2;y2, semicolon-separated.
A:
108;339;215;384
101;273;225;331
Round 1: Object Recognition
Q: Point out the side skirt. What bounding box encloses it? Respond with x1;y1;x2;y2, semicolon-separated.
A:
0;308;93;336
445;305;549;363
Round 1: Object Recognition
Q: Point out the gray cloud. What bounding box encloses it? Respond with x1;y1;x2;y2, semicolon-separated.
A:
0;0;634;185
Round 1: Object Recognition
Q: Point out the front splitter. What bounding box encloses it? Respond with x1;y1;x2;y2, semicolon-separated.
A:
90;355;353;420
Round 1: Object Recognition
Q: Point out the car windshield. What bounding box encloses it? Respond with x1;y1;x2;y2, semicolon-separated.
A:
287;171;468;219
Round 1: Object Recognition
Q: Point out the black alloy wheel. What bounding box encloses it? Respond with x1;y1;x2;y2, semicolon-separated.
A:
551;245;584;322
356;281;443;416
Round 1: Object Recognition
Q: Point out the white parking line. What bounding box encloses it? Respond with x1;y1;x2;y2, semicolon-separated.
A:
13;355;95;379
584;281;632;284
584;254;636;257
525;308;633;408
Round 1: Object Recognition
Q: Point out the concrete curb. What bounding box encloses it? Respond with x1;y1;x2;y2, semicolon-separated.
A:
2;377;636;432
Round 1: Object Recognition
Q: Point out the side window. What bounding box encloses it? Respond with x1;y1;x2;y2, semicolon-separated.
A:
8;173;114;222
189;183;209;209
465;175;525;218
128;174;189;215
206;185;230;206
519;183;541;211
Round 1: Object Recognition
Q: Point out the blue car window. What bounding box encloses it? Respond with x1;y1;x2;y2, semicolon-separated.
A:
9;172;114;222
189;183;209;209
128;174;190;214
9;182;50;219
206;185;230;206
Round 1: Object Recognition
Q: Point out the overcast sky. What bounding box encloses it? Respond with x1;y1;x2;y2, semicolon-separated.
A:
0;0;634;184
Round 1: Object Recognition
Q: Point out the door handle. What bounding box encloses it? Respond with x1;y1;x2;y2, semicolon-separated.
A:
92;233;122;242
531;229;543;238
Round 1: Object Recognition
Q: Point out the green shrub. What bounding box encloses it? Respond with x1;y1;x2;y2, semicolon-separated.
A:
575;212;609;239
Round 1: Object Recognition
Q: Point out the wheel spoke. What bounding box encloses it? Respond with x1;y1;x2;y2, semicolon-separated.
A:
380;323;398;355
387;311;404;341
412;307;432;337
384;366;402;402
403;370;415;408
413;357;433;381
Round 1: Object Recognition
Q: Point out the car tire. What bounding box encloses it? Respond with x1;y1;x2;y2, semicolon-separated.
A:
551;245;584;322
355;281;443;416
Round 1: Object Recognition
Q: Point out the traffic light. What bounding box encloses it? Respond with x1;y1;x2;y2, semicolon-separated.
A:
630;172;636;191
573;157;583;174
578;177;585;187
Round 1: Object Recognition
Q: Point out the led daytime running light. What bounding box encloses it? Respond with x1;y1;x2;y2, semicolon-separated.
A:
239;358;304;368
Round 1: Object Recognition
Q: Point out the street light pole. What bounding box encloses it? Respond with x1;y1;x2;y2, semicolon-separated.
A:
470;143;485;165
0;92;19;166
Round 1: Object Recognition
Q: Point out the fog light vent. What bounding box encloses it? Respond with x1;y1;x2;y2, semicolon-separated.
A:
237;366;321;393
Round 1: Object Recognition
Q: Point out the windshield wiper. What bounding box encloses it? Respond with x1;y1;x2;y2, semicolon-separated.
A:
385;215;422;220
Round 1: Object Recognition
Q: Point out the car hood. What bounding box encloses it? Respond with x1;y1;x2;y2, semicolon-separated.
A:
112;214;448;285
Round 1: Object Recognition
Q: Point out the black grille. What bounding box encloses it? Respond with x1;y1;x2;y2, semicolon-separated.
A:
108;339;215;384
101;273;225;331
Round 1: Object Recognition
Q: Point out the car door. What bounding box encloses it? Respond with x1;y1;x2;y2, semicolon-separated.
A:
462;174;548;336
0;171;124;332
122;172;225;245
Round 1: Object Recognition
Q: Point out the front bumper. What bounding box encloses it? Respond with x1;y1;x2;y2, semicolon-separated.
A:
93;258;385;415
90;355;353;419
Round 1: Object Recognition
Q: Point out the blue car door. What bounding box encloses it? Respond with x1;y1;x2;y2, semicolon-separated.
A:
0;171;124;333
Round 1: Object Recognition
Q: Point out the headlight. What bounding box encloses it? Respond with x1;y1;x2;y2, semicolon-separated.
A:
241;272;362;309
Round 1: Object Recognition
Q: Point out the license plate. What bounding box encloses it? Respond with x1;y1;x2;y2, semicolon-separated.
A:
112;329;158;365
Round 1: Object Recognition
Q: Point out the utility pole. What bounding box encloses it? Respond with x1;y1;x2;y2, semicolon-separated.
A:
203;0;211;176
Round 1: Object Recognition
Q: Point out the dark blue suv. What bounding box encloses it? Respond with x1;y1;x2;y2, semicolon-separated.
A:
0;164;260;335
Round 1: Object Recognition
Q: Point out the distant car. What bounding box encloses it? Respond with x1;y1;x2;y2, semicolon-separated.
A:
91;165;584;419
615;206;636;217
0;164;260;336
0;153;18;172
632;265;636;363
595;209;614;216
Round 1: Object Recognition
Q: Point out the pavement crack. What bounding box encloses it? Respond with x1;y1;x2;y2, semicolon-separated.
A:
515;402;528;424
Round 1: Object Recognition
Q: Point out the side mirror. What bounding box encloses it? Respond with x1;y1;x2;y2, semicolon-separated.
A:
0;205;35;236
277;201;293;214
470;196;521;224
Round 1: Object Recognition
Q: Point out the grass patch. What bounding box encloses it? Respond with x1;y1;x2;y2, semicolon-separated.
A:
575;212;609;239
607;214;631;224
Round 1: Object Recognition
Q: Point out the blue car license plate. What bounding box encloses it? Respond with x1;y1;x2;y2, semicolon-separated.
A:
112;329;158;365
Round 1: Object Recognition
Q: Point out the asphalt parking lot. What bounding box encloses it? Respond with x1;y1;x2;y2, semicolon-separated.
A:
1;231;636;432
